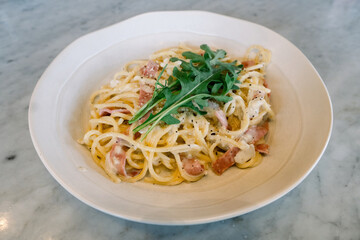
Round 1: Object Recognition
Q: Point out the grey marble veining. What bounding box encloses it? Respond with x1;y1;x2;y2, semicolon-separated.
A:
1;0;360;239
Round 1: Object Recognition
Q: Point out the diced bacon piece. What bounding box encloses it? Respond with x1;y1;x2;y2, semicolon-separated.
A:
99;108;112;116
107;140;140;178
133;132;141;140
242;60;256;68
215;110;229;129
140;60;159;79
182;158;205;176
212;147;240;175
99;108;130;116
244;123;269;144
137;82;154;123
255;144;269;154
128;169;141;177
139;83;154;107
109;142;127;177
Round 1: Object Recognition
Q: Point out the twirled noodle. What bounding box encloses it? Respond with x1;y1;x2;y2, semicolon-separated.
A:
80;44;274;185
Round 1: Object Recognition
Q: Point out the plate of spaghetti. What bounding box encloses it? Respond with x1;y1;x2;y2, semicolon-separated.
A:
29;11;332;225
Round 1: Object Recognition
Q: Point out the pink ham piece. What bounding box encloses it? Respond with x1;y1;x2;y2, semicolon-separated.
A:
99;108;130;117
215;110;229;129
182;158;205;176
107;138;141;178
212;147;240;175
242;60;256;68
138;82;155;123
207;101;229;129
244;122;269;144
133;131;141;140
109;142;127;177
140;60;159;79
255;144;269;154
139;83;154;107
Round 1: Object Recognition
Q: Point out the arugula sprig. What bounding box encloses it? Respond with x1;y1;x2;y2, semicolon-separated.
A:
129;44;243;140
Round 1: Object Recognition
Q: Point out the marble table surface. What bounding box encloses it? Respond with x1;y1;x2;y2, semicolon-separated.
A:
1;0;359;239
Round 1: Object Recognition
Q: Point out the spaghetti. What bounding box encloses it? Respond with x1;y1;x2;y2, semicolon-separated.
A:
80;44;274;185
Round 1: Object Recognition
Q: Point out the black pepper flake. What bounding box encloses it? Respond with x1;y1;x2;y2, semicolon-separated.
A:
6;154;16;161
211;133;216;135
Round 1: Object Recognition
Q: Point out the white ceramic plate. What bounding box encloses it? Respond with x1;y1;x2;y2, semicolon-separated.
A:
29;11;332;225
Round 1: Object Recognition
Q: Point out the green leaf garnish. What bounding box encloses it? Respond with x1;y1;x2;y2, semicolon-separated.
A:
129;44;243;140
